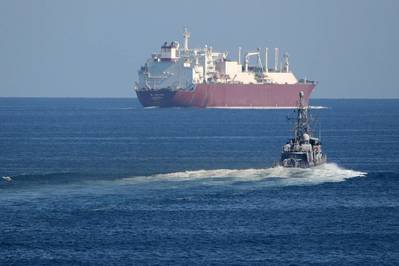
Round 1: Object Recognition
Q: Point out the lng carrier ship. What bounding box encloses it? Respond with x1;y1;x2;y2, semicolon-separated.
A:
134;29;316;108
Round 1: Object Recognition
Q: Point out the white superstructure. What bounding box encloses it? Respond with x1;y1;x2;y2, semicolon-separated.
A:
137;29;299;91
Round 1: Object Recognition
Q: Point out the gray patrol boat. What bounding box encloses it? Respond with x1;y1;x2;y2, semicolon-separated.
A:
279;91;327;168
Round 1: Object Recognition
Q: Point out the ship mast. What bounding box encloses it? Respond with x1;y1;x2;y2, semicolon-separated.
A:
183;27;190;51
294;91;311;142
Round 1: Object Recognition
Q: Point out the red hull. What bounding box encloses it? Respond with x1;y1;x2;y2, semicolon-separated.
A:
136;83;315;108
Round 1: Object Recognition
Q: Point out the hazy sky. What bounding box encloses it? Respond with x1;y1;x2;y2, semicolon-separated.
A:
0;0;398;98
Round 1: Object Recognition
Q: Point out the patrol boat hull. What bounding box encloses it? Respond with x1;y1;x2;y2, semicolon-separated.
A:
280;153;327;168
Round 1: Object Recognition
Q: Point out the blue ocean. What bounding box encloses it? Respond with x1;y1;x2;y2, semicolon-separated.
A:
0;98;398;265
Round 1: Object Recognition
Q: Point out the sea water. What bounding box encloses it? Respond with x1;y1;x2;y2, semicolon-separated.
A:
0;98;398;265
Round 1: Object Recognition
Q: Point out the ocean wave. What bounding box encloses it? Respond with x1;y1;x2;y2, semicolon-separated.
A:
115;107;136;110
309;105;329;109
0;171;85;188
120;163;366;187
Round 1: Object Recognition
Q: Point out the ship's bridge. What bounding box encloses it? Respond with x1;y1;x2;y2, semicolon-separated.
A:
160;41;179;61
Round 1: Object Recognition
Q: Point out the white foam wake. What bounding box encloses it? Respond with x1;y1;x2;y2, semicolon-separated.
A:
309;105;329;109
120;163;366;187
206;105;329;110
1;176;12;182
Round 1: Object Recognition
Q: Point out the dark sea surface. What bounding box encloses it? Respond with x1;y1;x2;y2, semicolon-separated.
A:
0;98;398;265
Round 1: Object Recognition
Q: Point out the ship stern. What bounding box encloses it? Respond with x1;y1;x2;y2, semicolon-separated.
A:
135;89;177;107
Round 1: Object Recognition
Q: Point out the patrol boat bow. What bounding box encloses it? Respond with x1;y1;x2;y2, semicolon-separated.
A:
279;91;327;168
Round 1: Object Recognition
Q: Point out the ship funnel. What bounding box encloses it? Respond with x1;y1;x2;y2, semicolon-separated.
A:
183;27;190;51
283;52;289;72
238;46;242;65
244;52;248;72
274;48;279;72
264;48;268;72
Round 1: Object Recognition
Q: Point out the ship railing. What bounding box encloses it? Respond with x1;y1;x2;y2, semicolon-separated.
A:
298;79;317;84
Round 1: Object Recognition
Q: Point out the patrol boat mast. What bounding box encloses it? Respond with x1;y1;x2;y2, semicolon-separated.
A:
294;91;311;143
